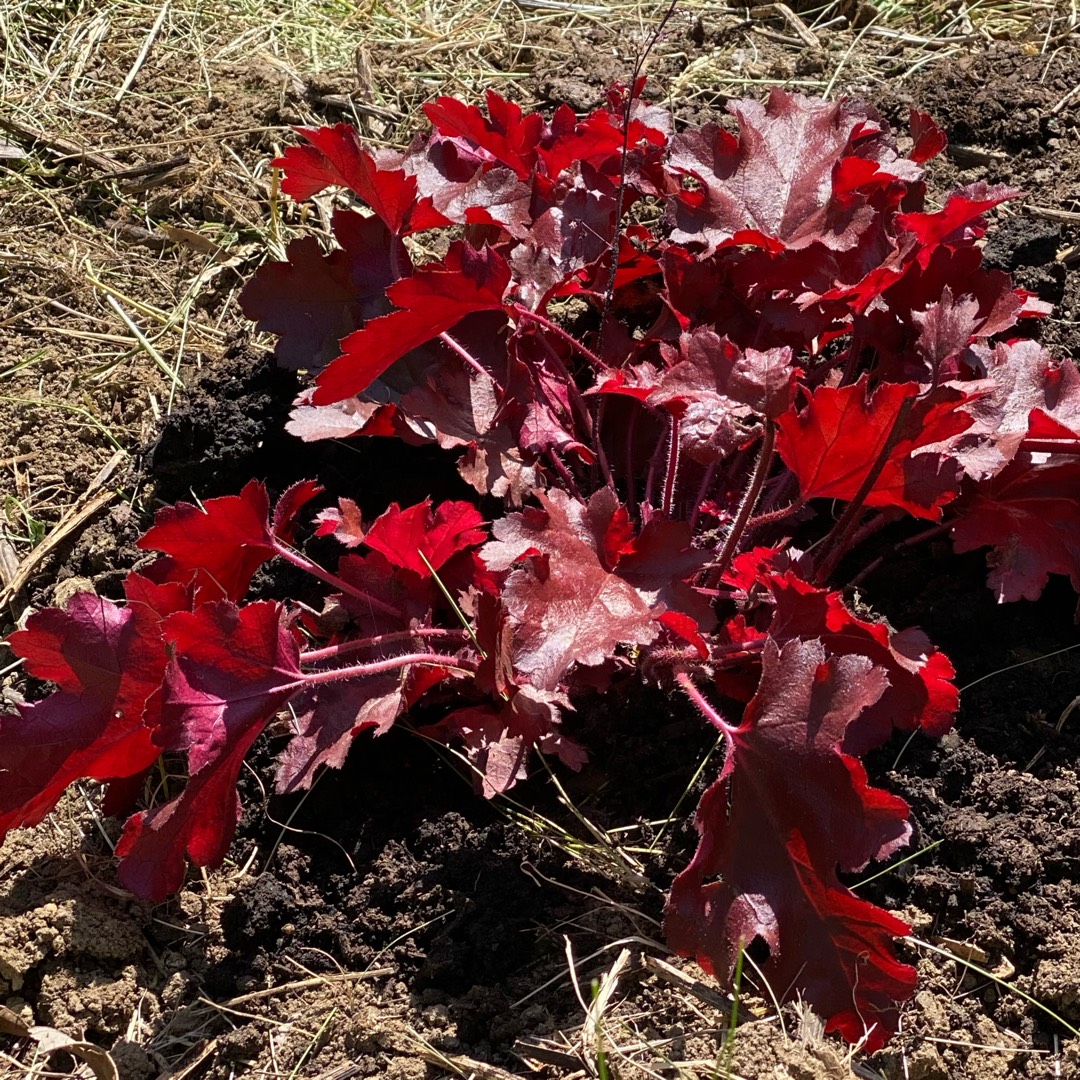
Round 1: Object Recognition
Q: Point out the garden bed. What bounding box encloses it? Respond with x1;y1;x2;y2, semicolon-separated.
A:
2;3;1080;1078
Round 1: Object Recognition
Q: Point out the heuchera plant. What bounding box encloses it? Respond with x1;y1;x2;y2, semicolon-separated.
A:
3;83;1079;1050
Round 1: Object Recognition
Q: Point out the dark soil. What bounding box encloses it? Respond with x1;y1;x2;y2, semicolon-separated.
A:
3;10;1080;1080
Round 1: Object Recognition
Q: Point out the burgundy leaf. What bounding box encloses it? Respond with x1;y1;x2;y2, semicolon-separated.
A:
0;576;186;840
423;91;544;179
939;340;1080;480
908;108;946;164
273;479;324;546
911;286;983;378
115;601;301;900
665;90;913;255
275;676;404;793
666;638;915;1052
951;457;1080;603
897;183;1018;251
312;242;511;404
775;377;978;520
433;685;580;797
240;211;401;371
766;572;958;754
650;331;796;463
481;490;659;689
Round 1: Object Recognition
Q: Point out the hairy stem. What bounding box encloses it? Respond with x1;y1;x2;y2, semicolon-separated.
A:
298;652;478;688
273;541;401;620
745;497;805;532
511;304;606;370
439;331;497;383
546;448;585;501
300;628;467;665
532;328;609;471
594;396;616;492
663;415;681;517
677;672;737;742
711;421;776;583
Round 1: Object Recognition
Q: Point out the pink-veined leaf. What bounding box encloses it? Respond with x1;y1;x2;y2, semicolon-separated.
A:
481;489;659;689
665;89;916;255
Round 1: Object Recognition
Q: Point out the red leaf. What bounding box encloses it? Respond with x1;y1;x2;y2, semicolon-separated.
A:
775;377;977;520
275;676;405;793
658;611;709;660
0;576;185;840
314;497;366;547
312;242;511;405
896;182;1017;252
911;286;983;377
481;490;659;689
275;125;445;234
423;92;543;179
908;108;946;164
666;638;916;1051
951;457;1080;603
666;90;912;255
273;479;324;546
474;592;516;700
767;572;958;754
432;685;581;797
240;211;401;371
942;340;1080;480
115;601;301;900
363;499;487;578
650;331;797;464
138;480;274;602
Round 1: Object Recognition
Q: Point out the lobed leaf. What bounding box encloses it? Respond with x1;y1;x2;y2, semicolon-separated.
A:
666;638;916;1052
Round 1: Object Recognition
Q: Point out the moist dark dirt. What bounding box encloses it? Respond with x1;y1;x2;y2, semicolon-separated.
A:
2;12;1080;1080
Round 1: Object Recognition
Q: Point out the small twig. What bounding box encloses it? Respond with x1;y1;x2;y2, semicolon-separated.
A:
749;3;820;47
115;0;170;103
0;449;126;609
1025;203;1080;224
640;955;751;1018
1051;81;1080;115
0;117;122;172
